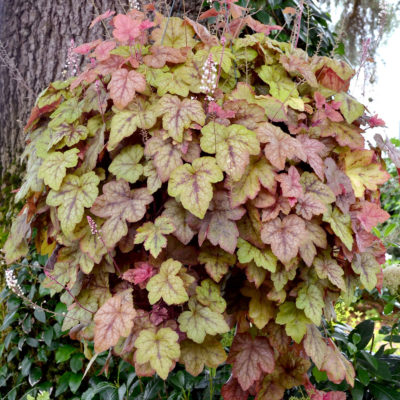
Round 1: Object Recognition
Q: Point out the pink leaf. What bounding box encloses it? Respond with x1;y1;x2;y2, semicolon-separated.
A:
112;14;141;44
73;39;102;55
139;20;155;30
108;68;146;109
368;114;386;128
355;201;390;232
94;41;116;61
276;166;302;198
208;101;236;119
122;262;155;286
89;10;115;29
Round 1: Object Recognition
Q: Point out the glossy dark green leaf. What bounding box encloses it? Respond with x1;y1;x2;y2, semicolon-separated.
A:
56;344;78;363
34;308;47;323
26;337;39;348
55;372;71;396
29;367;42;386
69;372;83;393
350;320;375;350
70;353;84;373
118;384;127;400
4;331;17;349
369;382;400;400
21;356;32;376
351;381;365;400
7;347;18;362
0;310;19;331
357;366;370;386
22;315;33;334
43;327;53;347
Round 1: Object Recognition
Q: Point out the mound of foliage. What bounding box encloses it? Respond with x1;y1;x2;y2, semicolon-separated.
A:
4;5;399;399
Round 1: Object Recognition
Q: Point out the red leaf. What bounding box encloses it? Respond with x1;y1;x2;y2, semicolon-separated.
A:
184;17;219;46
112;14;141;44
368;114;385;128
24;98;62;131
199;8;221;20
221;378;249;400
208;101;236;119
245;16;282;35
355;201;390;232
122;262;155;286
317;66;350;92
227;333;275;391
89;10;115;29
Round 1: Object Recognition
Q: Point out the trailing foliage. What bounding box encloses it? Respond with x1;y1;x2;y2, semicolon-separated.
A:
4;5;400;399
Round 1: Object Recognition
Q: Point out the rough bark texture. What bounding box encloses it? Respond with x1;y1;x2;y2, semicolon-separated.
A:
0;0;201;171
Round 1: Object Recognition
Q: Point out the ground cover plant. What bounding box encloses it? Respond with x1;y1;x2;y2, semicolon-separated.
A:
4;2;400;399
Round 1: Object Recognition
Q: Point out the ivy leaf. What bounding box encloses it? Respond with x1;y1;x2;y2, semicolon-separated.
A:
261;215;306;264
47;172;100;234
276;166;302;198
296;283;325;325
151;16;197;48
143;160;162;194
93;289;136;353
313;252;345;291
245;262;267;288
237;238;277;272
109;144;144;184
196;279;226;313
178;299;229;343
271;263;296;291
352;252;380;291
108;68;146;109
156;95;205;143
276;302;311;343
307;234;333;272
201;122;260;181
195;190;245;254
122;262;155;286
49;123;88;149
295;193;327;220
241;286;274;329
355;201;390;232
180;336;227;376
256;122;305;170
108;97;157;151
223;99;266;129
226;157;276;207
198;245;236;282
229;333;275;392
303;324;327;370
168;157;223;219
300;172;335;205
280;54;318;87
143;45;188;68
343;150;390;198
38;148;79;190
323;206;353;251
162;199;196;245
297;135;326;180
144;136;183;182
334;92;365;124
49;98;83;128
146;258;188;305
134;216;175;258
91;180;153;247
134;327;180;380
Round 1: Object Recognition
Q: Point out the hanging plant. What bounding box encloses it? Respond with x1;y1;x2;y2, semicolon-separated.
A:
4;5;398;399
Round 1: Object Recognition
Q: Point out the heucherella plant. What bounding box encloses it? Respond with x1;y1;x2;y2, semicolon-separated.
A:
4;4;399;399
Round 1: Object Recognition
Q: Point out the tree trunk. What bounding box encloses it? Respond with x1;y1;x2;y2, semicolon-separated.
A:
0;0;201;172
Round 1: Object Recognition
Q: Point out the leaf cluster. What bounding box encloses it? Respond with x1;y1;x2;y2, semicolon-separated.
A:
3;6;399;400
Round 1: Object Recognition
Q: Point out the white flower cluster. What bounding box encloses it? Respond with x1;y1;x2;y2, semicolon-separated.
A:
200;54;217;101
5;268;23;295
129;0;140;9
383;264;400;295
62;38;78;78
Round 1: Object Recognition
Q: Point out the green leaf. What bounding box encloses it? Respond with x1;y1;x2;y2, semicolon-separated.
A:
49;98;83;128
38;148;79;190
323;205;354;251
33;308;46;323
68;372;83;393
70;354;84;373
350;320;374;350
296;283;325;325
178;299;229;344
334;92;365;124
369;382;400;400
135;327;180;380
134;216;175;258
109;145;144;184
276;302;311;343
56;344;78;363
46;172;100;234
351;253;380;291
168;157;223;219
237;238;277;272
28;367;42;386
146;259;188;305
200;122;260;181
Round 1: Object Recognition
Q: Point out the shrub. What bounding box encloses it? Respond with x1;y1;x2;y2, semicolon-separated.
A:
4;6;399;399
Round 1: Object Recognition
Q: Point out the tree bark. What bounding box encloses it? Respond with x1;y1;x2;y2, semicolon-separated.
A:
0;0;201;171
